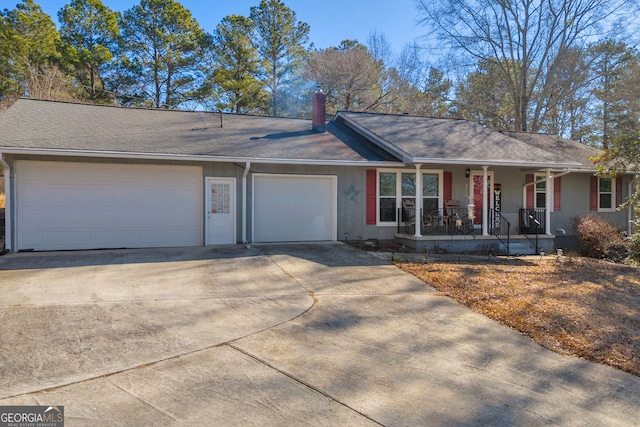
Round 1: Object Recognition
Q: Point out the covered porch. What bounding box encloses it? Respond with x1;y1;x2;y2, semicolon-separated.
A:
392;164;559;255
394;206;554;255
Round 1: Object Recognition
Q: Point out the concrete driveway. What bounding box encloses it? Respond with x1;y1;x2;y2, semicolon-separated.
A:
0;243;639;426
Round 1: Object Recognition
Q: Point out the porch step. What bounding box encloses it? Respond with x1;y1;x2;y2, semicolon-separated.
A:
504;241;537;255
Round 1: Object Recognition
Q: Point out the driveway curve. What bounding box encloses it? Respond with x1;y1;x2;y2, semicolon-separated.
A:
1;243;640;426
0;246;312;398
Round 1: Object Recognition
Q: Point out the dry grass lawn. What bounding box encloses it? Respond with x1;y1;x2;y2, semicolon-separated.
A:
398;256;640;376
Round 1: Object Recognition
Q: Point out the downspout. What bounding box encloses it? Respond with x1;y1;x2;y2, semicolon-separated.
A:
414;163;422;238
0;154;11;252
242;161;251;248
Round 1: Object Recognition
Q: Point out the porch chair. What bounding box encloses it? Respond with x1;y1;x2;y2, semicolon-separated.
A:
444;200;461;231
422;213;436;234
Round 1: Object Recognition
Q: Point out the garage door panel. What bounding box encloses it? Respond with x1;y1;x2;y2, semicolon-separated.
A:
16;161;203;251
253;174;336;243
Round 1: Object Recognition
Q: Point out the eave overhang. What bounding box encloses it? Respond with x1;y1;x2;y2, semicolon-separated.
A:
0;147;403;168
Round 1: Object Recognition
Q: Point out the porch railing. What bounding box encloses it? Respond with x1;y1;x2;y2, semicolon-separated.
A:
490;209;511;255
519;208;545;253
398;207;482;236
519;208;545;235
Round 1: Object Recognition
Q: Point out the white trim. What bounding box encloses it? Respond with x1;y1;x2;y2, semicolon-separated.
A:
205;177;236;246
377;168;444;227
0;147;401;168
597;176;617;212
411;157;580;168
242;162;250;246
251;173;337;242
533;172;549;210
469;170;494;236
0;155;11;251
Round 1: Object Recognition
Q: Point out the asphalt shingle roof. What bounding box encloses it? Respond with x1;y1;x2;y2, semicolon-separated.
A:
0;99;398;163
338;111;583;168
0;99;602;170
502;132;602;172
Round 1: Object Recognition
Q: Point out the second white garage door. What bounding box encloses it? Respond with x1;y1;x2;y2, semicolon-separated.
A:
253;174;337;242
16;161;203;251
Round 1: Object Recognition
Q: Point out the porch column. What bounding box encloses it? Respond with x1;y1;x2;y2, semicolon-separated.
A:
545;168;552;235
482;166;489;236
414;164;422;237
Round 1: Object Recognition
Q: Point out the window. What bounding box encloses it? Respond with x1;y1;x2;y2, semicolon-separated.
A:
535;175;546;209
423;174;439;214
599;177;614;210
377;170;442;224
379;172;396;222
210;183;230;214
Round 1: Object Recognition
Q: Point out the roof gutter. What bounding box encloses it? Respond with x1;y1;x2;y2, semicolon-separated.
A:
412;157;581;169
0;147;402;168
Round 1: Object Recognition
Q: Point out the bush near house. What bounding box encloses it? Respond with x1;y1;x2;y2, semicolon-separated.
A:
629;233;640;263
576;216;627;261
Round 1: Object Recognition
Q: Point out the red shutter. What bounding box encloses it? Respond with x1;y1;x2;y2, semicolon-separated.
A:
616;176;623;208
525;174;534;209
443;171;452;203
590;175;598;211
554;176;561;211
366;169;377;224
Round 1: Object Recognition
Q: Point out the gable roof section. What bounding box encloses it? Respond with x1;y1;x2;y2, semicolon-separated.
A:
0;99;400;165
337;111;582;169
502;132;602;172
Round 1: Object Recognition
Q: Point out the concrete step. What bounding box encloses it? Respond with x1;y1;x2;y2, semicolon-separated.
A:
503;242;537;255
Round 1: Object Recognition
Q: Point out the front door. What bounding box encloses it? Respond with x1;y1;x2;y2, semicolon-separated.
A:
471;172;493;224
205;178;235;245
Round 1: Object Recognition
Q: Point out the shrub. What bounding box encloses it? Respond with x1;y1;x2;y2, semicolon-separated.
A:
576;216;625;259
628;233;640;263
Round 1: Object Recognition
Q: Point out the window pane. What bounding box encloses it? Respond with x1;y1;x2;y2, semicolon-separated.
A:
211;183;230;214
423;198;438;214
423;174;439;197
401;173;416;196
600;194;612;209
600;178;612;193
535;177;546;191
379;198;396;222
401;197;415;221
536;193;546;208
380;173;396;196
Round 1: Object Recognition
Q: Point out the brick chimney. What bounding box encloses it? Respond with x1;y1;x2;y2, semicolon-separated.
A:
312;87;326;133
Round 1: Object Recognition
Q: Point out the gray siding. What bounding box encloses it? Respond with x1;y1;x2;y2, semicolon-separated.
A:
4;155;633;250
552;172;632;236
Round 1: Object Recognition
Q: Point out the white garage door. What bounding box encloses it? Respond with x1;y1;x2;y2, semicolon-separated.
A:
16;161;203;251
253;174;337;243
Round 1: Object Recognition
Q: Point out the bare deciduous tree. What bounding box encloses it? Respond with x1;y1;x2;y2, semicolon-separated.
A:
417;0;637;132
305;40;383;114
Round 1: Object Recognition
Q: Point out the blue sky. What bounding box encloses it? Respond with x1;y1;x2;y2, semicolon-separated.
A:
24;0;426;53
